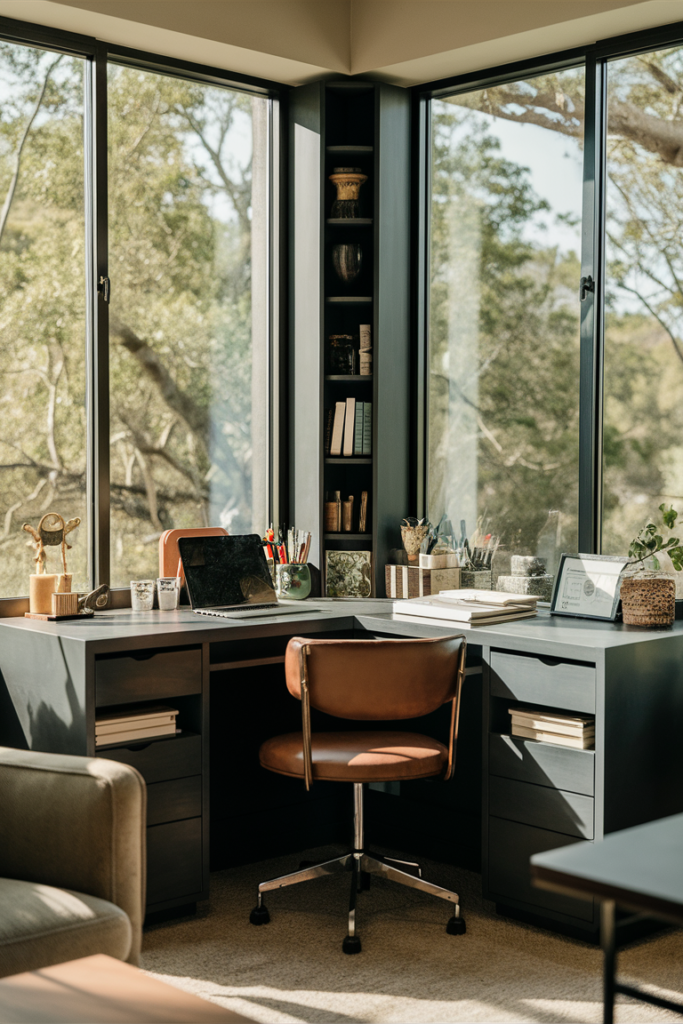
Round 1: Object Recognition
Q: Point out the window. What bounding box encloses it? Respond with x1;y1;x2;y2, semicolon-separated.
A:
423;26;683;575
603;45;683;554
108;65;270;587
0;41;89;597
427;68;584;579
0;25;278;603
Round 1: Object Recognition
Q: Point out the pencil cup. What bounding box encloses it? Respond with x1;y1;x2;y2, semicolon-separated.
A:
275;564;311;600
157;577;179;610
130;579;154;611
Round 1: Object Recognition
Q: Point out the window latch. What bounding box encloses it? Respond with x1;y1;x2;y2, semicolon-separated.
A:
98;275;111;304
580;275;594;301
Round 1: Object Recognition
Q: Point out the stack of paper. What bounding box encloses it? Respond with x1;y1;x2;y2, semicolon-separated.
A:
95;705;178;748
509;706;595;750
392;590;538;626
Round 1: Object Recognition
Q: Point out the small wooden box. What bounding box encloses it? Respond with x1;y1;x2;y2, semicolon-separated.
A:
52;592;79;616
385;565;461;599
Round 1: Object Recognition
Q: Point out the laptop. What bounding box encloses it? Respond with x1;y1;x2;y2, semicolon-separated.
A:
178;534;320;619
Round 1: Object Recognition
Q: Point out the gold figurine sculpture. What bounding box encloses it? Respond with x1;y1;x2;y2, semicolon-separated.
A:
23;512;81;576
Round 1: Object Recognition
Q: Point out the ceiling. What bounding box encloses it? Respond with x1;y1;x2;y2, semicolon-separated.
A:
1;0;683;86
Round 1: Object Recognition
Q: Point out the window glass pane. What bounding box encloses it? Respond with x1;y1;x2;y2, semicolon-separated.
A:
108;66;270;587
0;43;88;598
603;47;683;555
428;68;584;583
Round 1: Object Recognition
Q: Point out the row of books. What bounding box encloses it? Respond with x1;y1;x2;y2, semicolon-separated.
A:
393;590;538;626
324;490;369;533
95;705;178;748
509;706;595;750
325;398;372;457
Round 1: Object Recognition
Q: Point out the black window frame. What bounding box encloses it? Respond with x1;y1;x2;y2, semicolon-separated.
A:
412;18;683;556
0;15;288;614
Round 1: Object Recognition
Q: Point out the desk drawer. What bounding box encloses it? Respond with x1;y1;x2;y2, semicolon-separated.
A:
488;816;594;922
490;733;595;797
490;651;595;714
96;647;201;706
100;733;201;784
147;776;202;827
146;818;203;906
490;775;594;839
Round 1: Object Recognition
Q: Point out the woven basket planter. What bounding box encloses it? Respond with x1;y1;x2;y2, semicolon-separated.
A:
620;574;675;627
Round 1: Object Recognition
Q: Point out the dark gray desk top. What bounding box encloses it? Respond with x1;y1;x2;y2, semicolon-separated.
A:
531;814;683;925
1;600;682;658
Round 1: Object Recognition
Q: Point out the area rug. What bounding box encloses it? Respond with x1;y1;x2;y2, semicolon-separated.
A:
141;845;683;1022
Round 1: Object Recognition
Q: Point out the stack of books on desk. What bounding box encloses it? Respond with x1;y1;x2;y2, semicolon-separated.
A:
392;590;538;626
509;706;595;749
95;705;178;748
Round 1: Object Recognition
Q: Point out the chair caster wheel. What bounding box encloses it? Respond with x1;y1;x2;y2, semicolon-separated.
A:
446;914;466;935
342;934;362;954
359;871;371;891
250;904;270;925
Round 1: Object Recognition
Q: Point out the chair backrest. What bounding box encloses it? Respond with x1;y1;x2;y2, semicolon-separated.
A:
284;635;466;721
158;527;228;580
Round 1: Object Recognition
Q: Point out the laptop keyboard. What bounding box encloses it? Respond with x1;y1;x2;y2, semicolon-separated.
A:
194;605;320;619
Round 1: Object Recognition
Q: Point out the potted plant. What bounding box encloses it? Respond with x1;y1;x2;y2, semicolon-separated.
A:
621;504;683;627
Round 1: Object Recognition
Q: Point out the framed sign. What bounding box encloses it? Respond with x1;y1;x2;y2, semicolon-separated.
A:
550;554;631;621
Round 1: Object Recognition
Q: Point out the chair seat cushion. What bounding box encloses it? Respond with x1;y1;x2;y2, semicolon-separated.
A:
259;731;448;782
0;878;132;978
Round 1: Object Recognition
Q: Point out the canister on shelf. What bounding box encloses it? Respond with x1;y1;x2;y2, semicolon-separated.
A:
329;335;355;374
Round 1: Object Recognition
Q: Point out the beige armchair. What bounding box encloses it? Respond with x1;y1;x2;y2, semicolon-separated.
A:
0;747;146;978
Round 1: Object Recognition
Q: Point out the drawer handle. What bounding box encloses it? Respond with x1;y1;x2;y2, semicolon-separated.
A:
129;652;157;661
537;656;563;667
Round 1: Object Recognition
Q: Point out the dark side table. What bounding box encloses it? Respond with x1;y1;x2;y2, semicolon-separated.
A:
531;813;683;1023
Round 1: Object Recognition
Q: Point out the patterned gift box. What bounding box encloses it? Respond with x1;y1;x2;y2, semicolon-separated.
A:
385;565;461;599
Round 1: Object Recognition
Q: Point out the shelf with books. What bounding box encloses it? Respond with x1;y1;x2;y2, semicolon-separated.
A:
325;395;372;458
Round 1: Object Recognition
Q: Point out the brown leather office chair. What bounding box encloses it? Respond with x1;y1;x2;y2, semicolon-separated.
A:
249;634;467;954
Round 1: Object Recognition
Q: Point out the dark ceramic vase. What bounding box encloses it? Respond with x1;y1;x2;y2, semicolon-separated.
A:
332;243;363;284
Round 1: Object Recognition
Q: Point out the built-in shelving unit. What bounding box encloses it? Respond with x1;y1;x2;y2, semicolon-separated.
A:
289;80;411;597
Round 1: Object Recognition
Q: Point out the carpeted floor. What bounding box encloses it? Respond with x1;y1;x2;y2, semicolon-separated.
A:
141;845;683;1023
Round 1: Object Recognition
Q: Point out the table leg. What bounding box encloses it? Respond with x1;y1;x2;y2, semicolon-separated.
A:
601;899;617;1024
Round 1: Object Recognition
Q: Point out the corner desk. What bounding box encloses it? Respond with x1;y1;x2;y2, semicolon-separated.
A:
1;599;682;938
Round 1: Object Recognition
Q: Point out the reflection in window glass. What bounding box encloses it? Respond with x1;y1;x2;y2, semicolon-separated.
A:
603;47;683;556
108;67;269;587
428;69;584;582
0;43;88;597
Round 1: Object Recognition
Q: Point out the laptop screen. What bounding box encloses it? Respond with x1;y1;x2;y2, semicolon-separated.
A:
178;534;276;609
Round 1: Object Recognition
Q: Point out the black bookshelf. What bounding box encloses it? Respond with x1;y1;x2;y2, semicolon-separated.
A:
289;81;411;596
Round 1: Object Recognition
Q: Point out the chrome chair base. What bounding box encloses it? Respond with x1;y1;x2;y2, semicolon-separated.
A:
249;783;465;952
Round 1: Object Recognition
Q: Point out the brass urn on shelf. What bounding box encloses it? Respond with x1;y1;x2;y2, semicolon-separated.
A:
329;167;367;219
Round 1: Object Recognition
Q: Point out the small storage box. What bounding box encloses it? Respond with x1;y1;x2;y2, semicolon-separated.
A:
385;564;461;598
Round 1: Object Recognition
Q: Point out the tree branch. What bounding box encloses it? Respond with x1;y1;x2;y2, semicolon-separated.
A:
109;314;208;437
0;53;63;246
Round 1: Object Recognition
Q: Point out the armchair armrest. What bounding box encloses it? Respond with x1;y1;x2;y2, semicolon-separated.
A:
0;747;146;965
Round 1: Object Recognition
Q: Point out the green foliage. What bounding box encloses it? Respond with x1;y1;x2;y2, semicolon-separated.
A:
428;94;581;560
0;44;264;596
430;52;683;565
628;504;683;571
